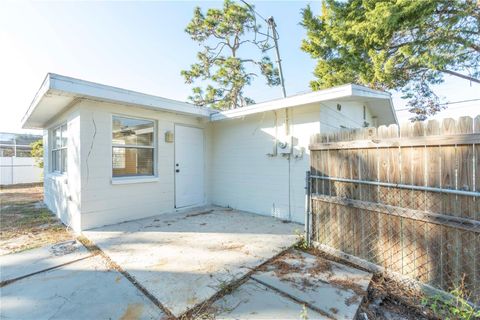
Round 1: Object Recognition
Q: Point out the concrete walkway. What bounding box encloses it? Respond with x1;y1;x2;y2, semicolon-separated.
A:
212;250;372;319
0;241;165;320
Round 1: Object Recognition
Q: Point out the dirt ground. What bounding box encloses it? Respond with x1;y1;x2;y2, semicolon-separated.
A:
0;184;74;255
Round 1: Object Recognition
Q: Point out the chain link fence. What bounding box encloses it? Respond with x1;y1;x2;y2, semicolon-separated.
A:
307;116;480;303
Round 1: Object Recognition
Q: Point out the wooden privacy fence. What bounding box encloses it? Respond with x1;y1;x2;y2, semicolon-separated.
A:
308;116;480;299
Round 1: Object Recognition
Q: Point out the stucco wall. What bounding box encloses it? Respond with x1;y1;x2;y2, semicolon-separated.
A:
210;100;373;223
76;100;212;230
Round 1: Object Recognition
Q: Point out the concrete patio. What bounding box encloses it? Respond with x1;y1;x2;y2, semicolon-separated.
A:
83;207;301;317
1;207;373;319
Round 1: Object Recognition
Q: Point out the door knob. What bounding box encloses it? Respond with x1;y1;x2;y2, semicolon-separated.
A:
176;169;180;173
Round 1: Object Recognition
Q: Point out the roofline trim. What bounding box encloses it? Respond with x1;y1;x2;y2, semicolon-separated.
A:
22;73;213;129
210;84;392;121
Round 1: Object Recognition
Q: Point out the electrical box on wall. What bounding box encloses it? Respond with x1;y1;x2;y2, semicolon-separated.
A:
277;136;293;154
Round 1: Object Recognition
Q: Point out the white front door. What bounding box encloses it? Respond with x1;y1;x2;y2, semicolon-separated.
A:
174;125;205;208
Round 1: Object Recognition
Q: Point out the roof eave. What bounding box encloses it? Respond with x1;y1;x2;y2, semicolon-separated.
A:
21;74;51;129
210;84;394;122
22;73;212;129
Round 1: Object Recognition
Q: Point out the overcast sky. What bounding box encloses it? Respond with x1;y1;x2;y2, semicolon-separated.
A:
1;0;478;134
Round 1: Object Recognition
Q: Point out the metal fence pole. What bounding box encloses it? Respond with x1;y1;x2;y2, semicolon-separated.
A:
304;170;311;246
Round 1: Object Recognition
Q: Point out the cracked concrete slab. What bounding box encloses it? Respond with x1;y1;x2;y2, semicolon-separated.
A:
251;250;372;320
212;279;328;320
0;240;91;284
83;207;299;317
0;255;165;320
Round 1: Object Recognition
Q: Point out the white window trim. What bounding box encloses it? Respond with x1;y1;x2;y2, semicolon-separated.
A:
111;114;157;182
50;123;68;174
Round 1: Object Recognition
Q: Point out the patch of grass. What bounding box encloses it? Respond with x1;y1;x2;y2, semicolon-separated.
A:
421;277;480;320
0;186;73;254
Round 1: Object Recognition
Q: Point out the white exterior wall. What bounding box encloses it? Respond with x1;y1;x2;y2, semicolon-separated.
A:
42;96;376;231
43;108;82;232
210;101;373;223
77;100;212;230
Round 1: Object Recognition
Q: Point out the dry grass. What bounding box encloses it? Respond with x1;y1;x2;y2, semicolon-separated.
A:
0;185;74;255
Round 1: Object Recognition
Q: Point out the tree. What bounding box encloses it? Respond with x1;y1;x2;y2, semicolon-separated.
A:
30;139;43;169
181;0;280;110
301;0;480;121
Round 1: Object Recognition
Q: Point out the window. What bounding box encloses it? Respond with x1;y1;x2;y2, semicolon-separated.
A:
51;124;68;173
112;116;155;177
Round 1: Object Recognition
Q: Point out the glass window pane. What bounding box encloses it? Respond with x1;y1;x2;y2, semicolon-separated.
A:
61;149;67;173
53;128;61;149
61;124;68;148
112;147;153;177
112;116;154;146
52;150;60;172
112;147;125;169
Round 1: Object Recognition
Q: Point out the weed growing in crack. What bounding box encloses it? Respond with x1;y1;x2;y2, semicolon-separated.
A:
294;229;309;251
300;304;309;320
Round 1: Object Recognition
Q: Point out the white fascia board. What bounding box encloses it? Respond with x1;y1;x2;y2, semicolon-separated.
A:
210;84;390;121
351;84;397;125
22;74;213;129
21;74;51;128
350;84;391;100
48;74;212;117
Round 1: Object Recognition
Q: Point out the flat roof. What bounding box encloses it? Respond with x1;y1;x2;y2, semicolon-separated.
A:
22;73;212;129
22;74;397;129
210;84;396;124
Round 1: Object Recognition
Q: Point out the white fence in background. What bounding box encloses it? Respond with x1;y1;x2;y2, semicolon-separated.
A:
0;157;42;185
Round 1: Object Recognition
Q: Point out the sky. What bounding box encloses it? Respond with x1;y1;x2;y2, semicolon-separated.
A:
0;0;479;135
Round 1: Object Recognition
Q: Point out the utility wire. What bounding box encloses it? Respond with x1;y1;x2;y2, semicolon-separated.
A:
395;98;480;111
240;0;268;22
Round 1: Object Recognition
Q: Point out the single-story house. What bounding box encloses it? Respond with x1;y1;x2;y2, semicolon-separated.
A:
22;73;397;232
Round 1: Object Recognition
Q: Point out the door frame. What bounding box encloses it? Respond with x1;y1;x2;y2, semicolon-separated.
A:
173;123;206;209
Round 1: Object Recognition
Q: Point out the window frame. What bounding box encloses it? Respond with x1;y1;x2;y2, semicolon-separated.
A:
111;114;157;180
50;123;68;174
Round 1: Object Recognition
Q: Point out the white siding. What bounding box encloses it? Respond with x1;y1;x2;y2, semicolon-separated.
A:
43;108;82;232
43;97;377;231
210;101;373;223
77;100;212;230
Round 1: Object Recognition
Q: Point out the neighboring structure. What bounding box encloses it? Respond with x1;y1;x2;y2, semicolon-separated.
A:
22;74;397;232
0;132;43;185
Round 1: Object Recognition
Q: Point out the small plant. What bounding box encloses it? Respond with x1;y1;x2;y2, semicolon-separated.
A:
216;279;234;295
300;304;309;320
294;229;309;251
421;278;480;320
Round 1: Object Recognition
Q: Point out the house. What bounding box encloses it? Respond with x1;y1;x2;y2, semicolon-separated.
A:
21;73;397;232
